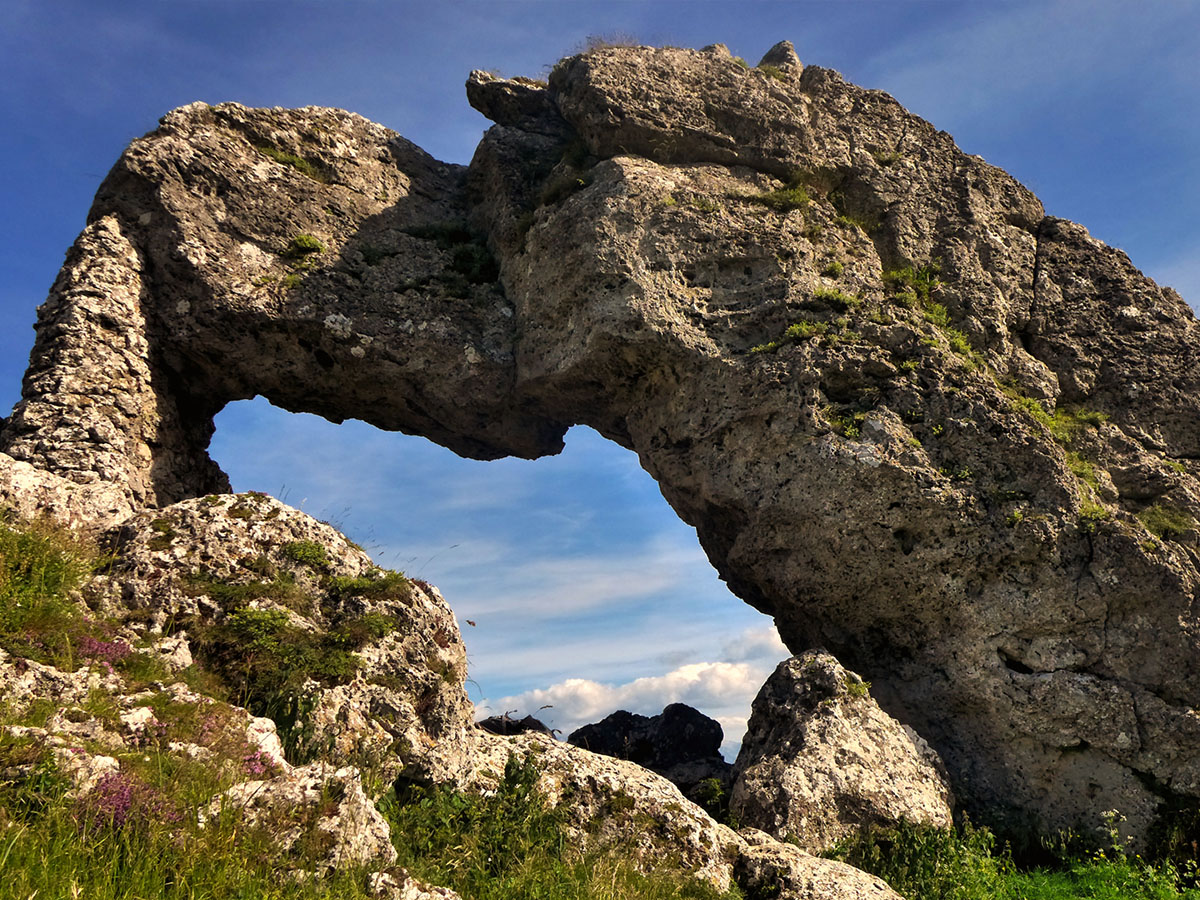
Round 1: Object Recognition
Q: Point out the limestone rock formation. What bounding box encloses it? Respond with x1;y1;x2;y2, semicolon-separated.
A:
731;651;954;851
466;730;742;890
735;828;902;900
206;763;396;871
567;703;733;802
4;38;1200;847
86;491;476;786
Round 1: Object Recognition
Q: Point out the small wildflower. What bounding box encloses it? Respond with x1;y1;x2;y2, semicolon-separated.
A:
74;772;180;831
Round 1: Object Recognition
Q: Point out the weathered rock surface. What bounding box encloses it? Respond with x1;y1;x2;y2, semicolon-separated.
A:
5;39;1200;844
731;652;953;851
207;763;396;871
88;490;477;787
567;703;732;801
367;870;463;900
735;828;903;900
465;730;742;890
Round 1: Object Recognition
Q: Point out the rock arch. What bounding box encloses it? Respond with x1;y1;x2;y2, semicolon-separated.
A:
4;42;1200;843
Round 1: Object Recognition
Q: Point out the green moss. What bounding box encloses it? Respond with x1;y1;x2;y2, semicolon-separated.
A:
256;145;331;183
1137;504;1196;541
283;233;325;258
843;675;871;700
821;259;845;277
738;177;810;213
281;540;330;572
756;63;786;80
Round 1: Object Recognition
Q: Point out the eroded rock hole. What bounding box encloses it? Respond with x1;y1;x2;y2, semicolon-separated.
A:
210;397;786;757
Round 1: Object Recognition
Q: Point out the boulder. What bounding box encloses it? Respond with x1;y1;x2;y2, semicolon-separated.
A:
466;730;742;891
567;703;732;801
731;652;953;852
205;763;395;871
735;828;902;900
88;491;477;787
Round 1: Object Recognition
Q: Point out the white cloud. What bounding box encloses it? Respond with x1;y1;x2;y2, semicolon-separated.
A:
482;647;788;761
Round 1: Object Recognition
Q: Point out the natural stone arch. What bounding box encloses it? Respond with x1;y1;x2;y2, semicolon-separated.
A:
4;42;1200;846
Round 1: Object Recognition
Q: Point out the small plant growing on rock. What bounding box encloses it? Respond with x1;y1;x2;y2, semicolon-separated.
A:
284;233;325;258
1137;503;1196;541
1078;501;1110;533
281;540;330;572
256;145;331;183
738;174;810;213
813;286;861;310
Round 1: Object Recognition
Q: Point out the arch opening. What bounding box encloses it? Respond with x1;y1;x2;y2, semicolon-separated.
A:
210;396;787;757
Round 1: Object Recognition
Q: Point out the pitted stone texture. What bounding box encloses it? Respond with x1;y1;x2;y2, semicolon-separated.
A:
92;492;475;785
466;731;742;892
206;763;395;871
735;828;902;900
1;101;565;517
0;451;131;529
731;652;953;852
6;42;1200;842
367;870;462;900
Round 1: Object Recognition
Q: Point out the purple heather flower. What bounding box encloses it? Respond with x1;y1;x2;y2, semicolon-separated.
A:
75;772;180;830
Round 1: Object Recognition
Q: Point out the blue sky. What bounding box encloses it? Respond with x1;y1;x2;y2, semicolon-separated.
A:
3;0;1198;755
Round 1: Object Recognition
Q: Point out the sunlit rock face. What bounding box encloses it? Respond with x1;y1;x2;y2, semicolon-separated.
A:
4;40;1200;845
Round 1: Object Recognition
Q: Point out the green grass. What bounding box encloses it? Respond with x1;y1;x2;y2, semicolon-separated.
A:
736;173;810;213
0;748;742;900
826;820;1200;900
383;752;740;900
1001;387;1109;446
0;516;165;676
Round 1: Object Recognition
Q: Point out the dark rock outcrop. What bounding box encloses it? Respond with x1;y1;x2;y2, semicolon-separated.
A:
568;703;732;800
4;40;1199;845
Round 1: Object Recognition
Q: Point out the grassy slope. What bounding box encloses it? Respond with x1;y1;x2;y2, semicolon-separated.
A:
1;513;1198;899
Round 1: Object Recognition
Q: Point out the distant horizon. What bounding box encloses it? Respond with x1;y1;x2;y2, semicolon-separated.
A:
4;0;1199;757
